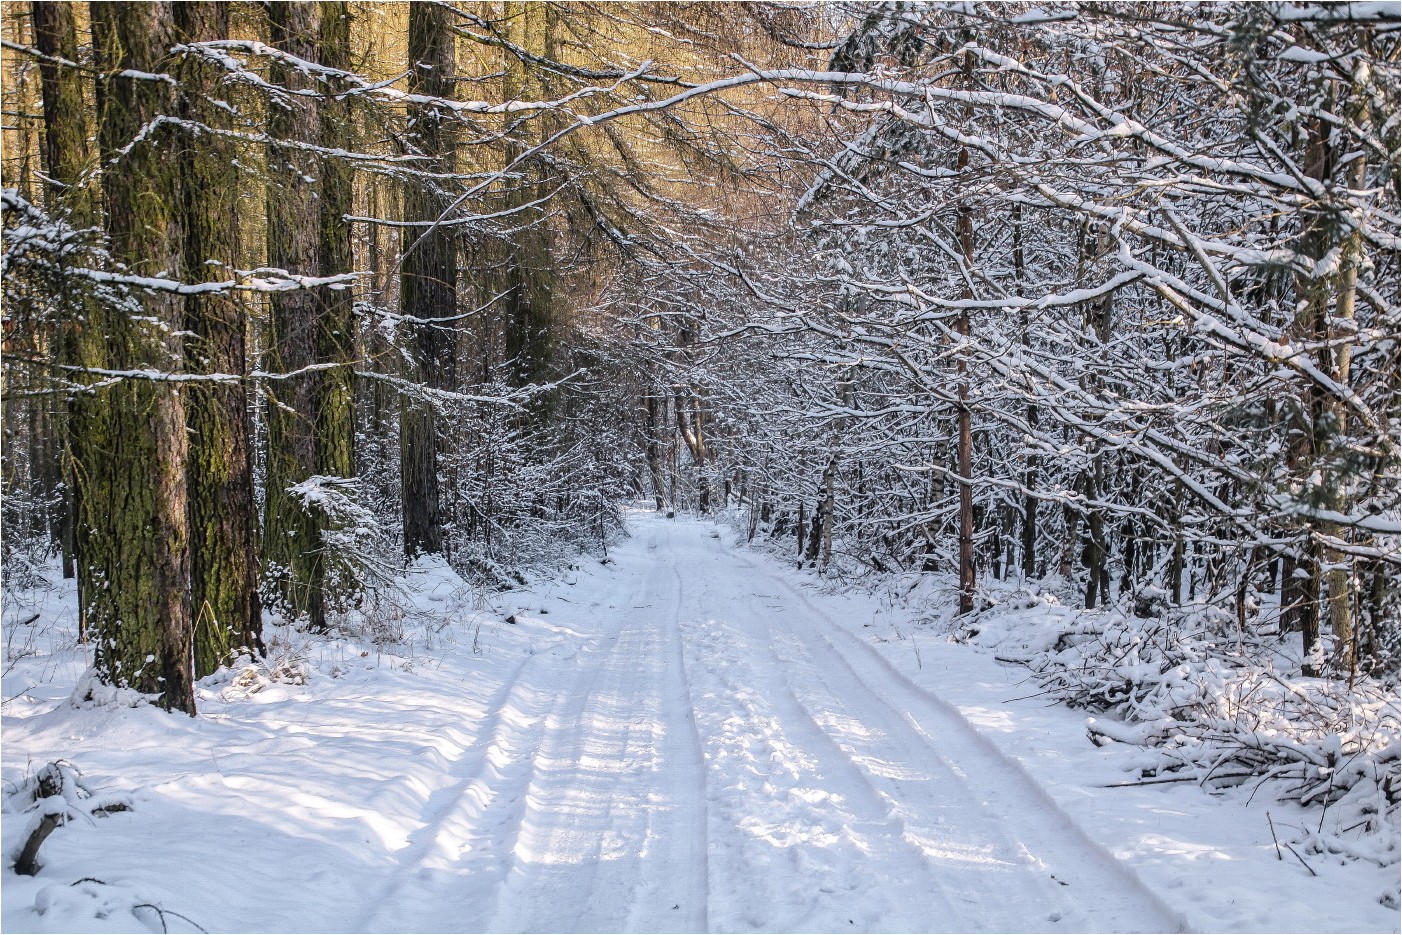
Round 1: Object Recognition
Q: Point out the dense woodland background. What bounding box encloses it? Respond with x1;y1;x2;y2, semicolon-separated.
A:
1;1;1397;723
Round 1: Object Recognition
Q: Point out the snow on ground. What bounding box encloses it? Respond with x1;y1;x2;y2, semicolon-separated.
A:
2;510;1398;934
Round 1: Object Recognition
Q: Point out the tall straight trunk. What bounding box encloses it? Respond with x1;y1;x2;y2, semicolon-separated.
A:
263;0;329;624
260;2;356;627
1289;108;1341;677
954;135;975;615
644;386;668;510
501;0;555;397
1011;205;1038;579
86;1;195;714
316;1;356;488
1021;406;1040;578
32;0;99;586
175;2;261;676
1083;292;1113;609
1319;82;1368;674
399;0;457;558
818;453;836;572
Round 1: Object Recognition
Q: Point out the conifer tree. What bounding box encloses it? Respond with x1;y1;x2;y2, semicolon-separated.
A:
86;0;196;713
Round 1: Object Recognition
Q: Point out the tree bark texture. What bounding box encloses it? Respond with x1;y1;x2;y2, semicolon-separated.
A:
175;2;262;675
32;0;100;591
399;0;457;558
501;0;556;397
262;1;357;625
87;0;195;714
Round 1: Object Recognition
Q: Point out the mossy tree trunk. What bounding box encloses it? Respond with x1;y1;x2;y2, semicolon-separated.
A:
32;0;100;593
316;2;356;493
87;0;195;714
500;1;556;401
262;0;357;628
175;2;262;675
399;0;457;559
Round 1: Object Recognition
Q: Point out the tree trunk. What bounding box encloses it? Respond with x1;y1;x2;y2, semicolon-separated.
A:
32;0;99;589
1010;206;1039;580
1084;485;1104;609
674;383;710;512
501;1;556;399
86;0;195;714
1289;103;1348;677
399;0;457;559
175;2;262;676
258;0;357;626
1058;477;1081;582
1021;406;1039;579
315;0;358;607
954;132;975;615
818;454;836;573
1320;87;1368;674
796;500;806;558
263;0;331;627
644;386;668;510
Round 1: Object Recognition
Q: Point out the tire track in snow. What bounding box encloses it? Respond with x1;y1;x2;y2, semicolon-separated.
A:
736;594;967;927
353;580;633;932
730;544;1191;933
679;570;927;932
623;557;710;933
350;513;1187;933
483;536;693;933
767;615;1118;932
480;608;639;931
349;648;540;934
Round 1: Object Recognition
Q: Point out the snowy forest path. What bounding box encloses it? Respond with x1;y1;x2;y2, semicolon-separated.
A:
349;510;1185;933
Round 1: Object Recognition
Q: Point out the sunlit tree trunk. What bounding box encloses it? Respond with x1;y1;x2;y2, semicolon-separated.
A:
1318;66;1370;675
260;2;357;626
175;1;262;675
86;0;195;714
400;0;457;558
32;0;98;588
501;0;556;400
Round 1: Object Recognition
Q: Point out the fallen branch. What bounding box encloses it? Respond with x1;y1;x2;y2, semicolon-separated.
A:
6;762;131;876
13;812;61;877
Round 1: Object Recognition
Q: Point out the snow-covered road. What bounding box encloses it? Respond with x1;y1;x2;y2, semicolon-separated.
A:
9;511;1393;933
352;512;1180;934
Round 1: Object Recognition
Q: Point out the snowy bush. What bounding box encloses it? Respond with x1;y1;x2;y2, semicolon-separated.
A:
1012;603;1400;867
286;475;396;602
